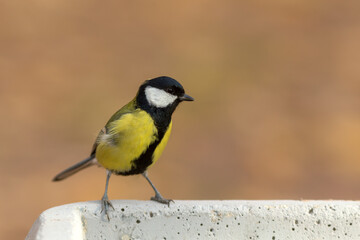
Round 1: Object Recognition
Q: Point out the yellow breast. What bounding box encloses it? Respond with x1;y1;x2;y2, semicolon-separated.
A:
95;110;158;172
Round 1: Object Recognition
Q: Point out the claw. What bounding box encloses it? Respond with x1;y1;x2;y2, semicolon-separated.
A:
151;193;174;207
101;196;114;221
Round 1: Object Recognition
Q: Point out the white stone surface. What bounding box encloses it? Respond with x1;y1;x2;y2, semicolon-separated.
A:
26;200;360;240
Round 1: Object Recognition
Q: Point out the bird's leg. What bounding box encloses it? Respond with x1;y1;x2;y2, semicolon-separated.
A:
142;171;173;206
101;170;114;221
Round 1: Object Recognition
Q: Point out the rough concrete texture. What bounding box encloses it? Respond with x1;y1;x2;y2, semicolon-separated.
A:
27;200;360;240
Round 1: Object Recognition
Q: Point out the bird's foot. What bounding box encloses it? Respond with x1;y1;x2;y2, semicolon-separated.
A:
151;193;174;207
101;195;114;221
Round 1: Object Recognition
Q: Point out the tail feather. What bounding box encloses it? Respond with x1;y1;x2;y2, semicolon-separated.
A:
53;156;96;181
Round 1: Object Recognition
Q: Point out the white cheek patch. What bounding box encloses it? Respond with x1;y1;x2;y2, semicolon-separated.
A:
145;86;177;108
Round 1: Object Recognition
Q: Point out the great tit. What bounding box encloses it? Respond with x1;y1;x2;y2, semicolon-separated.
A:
53;76;194;220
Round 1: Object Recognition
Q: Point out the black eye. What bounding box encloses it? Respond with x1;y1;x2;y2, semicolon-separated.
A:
166;88;175;94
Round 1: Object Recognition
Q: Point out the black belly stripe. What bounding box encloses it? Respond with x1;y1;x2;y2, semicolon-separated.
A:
114;125;167;176
114;101;173;176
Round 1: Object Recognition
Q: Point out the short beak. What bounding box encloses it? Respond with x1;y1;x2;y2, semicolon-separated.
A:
179;93;194;102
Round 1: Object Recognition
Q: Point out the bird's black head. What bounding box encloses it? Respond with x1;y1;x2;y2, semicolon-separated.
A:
136;76;194;128
137;76;193;109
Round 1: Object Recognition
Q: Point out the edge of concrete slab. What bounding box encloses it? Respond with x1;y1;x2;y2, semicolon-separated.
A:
26;200;360;240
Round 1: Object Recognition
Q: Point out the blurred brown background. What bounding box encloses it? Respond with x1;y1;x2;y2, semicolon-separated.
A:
1;0;360;239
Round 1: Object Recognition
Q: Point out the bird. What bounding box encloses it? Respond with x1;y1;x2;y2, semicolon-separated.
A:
53;76;194;220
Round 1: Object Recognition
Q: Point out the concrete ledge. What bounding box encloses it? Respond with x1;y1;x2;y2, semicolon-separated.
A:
26;200;360;239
